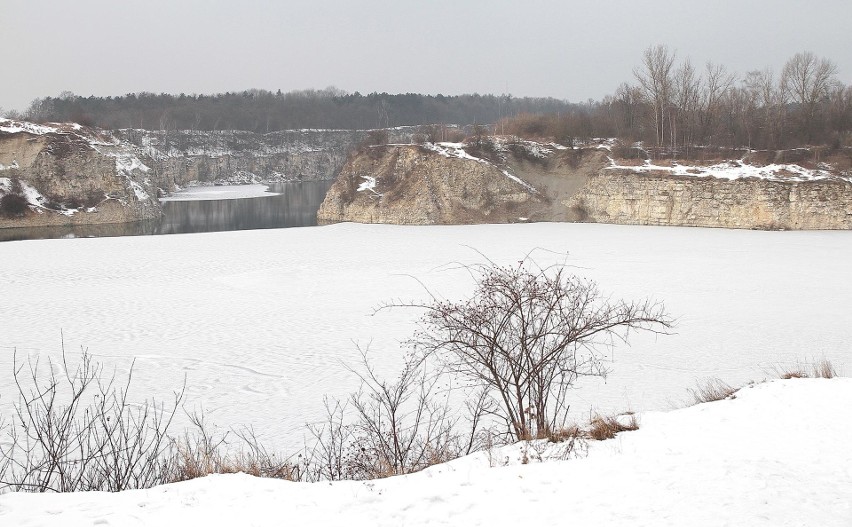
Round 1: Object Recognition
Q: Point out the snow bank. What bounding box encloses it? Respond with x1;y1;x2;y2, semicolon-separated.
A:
1;378;848;526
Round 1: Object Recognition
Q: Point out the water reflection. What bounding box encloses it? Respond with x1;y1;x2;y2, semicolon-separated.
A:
0;181;333;242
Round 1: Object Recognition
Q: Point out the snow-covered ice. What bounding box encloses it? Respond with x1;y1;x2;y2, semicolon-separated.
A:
159;184;281;201
1;377;849;526
0;222;849;455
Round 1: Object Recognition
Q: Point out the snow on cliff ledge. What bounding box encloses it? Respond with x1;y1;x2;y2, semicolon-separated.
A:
1;378;849;527
607;158;852;183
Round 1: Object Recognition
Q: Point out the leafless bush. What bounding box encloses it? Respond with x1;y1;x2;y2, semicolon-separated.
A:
169;413;300;482
689;378;737;405
0;346;183;493
0;193;29;217
306;348;485;481
359;129;389;151
390;258;672;442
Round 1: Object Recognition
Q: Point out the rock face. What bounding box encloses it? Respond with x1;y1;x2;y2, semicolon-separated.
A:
0;120;160;228
317;144;553;224
564;170;852;230
117;128;417;192
320;140;852;230
0;120;417;229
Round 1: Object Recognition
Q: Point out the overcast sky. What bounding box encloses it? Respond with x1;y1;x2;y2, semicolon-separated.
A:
2;0;850;112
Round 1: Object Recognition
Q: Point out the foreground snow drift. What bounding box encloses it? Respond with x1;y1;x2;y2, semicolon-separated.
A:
1;378;849;526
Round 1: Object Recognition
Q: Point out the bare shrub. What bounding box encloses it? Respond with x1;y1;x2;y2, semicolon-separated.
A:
393;258;672;442
169;414;300;483
610;143;649;161
444;128;466;143
689;378;737;404
0;346;183;493
306;348;485;481
0;193;29;217
359;129;389;151
587;413;639;441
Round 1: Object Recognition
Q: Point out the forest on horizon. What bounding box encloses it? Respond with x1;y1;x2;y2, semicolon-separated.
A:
4;47;851;152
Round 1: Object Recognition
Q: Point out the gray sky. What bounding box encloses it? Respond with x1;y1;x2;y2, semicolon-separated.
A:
2;0;850;112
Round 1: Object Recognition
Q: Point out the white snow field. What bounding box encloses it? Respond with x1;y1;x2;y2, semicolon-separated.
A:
1;378;850;526
0;222;850;455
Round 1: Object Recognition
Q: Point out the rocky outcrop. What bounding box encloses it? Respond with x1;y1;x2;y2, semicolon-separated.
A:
319;139;852;230
0;120;160;228
564;170;852;230
317;144;557;224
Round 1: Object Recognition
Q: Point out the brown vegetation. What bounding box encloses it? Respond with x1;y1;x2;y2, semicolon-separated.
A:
689;378;738;404
587;413;640;441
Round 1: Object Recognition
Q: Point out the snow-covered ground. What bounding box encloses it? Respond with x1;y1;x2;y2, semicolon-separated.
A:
159;184;281;201
607;158;851;182
1;377;849;526
1;222;849;455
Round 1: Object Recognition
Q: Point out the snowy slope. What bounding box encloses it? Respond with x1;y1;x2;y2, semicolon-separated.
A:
1;378;849;526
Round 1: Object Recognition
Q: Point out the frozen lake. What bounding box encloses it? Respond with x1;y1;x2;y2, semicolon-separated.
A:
1;222;850;451
0;181;333;242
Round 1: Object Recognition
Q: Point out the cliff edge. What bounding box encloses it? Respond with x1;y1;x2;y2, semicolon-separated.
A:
318;140;610;225
0;119;160;228
319;138;852;230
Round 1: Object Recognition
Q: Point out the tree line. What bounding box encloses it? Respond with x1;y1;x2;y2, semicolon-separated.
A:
15;89;573;132
616;47;850;152
499;48;850;153
6;47;850;151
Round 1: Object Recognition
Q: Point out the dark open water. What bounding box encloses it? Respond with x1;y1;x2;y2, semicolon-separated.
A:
0;181;333;242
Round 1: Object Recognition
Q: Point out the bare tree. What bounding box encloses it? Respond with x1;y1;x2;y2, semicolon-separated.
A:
635;45;676;151
672;59;702;157
698;62;736;147
405;260;672;441
782;52;838;142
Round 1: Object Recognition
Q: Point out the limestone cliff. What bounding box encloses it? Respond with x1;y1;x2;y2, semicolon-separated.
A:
0;119;160;228
117;127;417;192
319;139;852;230
564;170;852;230
316;142;583;224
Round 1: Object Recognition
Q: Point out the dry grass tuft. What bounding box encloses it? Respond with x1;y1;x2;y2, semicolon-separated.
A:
774;359;838;380
587;413;639;441
689;378;737;405
548;424;583;443
812;359;837;379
